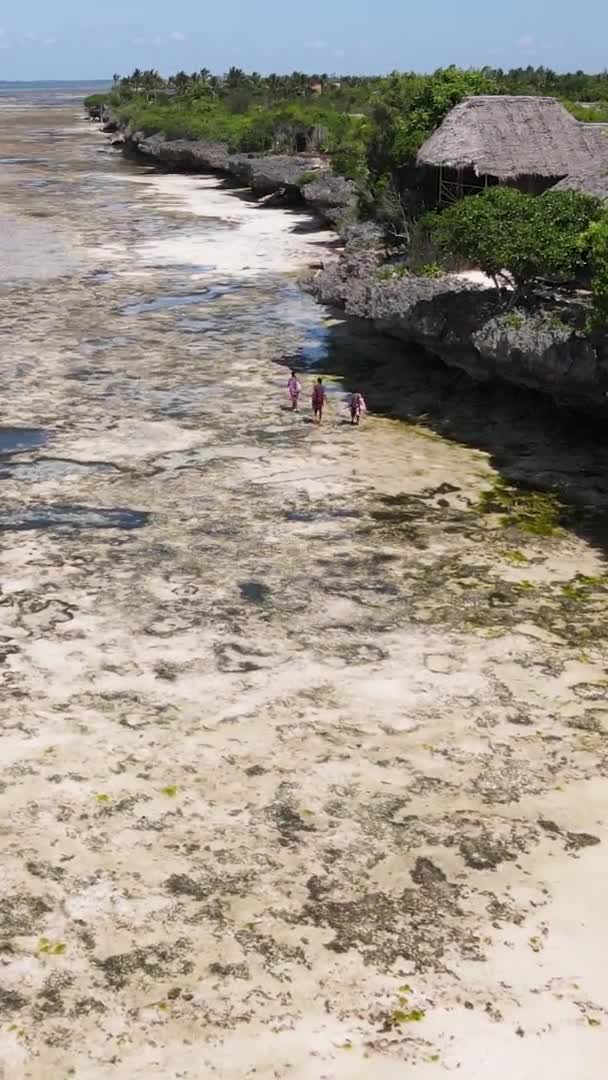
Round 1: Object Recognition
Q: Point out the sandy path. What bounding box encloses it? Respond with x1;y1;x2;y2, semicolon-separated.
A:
0;106;607;1079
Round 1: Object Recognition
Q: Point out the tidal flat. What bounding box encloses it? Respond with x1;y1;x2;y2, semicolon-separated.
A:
0;100;608;1079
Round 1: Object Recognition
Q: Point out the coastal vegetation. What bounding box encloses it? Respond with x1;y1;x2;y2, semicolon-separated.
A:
86;65;608;325
430;187;602;293
85;64;608;190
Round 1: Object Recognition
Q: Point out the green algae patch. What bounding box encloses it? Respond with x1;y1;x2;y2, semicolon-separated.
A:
562;574;608;601
503;549;529;565
161;785;178;798
478;479;568;536
95;793;111;804
38;939;67;956
392;1008;426;1024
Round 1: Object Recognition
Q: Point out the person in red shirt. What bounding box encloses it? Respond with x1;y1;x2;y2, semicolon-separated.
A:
312;377;326;423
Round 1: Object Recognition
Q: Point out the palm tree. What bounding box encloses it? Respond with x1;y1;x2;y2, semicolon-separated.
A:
226;66;248;90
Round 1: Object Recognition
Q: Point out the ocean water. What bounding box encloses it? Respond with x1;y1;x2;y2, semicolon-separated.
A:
0;79;110;108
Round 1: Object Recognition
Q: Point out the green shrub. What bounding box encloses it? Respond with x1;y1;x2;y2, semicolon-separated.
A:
416;262;444;279
375;263;410;281
580;217;608;328
431;187;602;295
84;93;110;109
296;171;319;186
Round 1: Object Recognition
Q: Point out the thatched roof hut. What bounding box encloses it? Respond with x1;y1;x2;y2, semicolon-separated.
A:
417;96;608;194
553;165;608;201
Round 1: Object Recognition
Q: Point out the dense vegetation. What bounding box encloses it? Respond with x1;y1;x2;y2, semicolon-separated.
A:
86;65;608;325
430;187;596;288
85;64;608;186
431;187;608;323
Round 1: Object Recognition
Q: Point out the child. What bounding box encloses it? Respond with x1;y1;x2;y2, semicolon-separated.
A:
350;391;367;426
312;377;326;423
287;370;301;411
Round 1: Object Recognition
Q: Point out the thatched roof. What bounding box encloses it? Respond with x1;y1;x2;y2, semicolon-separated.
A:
552;165;608;201
417;96;608;180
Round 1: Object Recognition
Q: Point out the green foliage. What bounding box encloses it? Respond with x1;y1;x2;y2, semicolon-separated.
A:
564;100;608;123
431;187;602;292
296;171;319;187
580;216;608;328
504;312;525;330
366;66;499;187
416;262;444;278
375;262;410;281
84;93;110;109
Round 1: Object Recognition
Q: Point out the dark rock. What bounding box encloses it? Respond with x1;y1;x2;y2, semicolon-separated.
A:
227;153;326;195
341;221;385;251
129;133;231;173
312;261;608;415
411;857;447;885
459;835;516;870
565;831;601;851
302;175;358;226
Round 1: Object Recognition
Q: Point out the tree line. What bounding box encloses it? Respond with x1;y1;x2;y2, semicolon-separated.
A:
86;65;608;324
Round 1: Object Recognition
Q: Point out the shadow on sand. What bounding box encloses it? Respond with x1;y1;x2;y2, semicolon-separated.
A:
278;315;608;560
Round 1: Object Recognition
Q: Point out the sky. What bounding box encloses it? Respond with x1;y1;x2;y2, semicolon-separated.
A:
0;0;607;81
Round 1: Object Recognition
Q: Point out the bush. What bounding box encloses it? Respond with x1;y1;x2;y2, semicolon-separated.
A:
580;218;608;328
84;93;110;109
296;171;319;186
375;263;410;281
431;187;602;294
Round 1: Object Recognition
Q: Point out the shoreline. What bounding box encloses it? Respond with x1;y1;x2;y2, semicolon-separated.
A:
1;94;608;1080
87;111;608;420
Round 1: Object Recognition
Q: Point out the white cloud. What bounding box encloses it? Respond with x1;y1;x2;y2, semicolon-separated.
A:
23;31;36;41
304;40;328;50
169;30;185;41
132;36;145;45
516;33;536;51
44;36;57;46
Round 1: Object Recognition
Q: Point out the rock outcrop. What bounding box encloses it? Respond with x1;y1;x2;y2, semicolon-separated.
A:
87;106;358;226
302;175;358;226
227;153;326;195
313;252;608;414
128;133;232;173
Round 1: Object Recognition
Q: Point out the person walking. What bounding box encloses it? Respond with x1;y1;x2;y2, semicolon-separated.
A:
287;370;301;411
349;391;367;426
312;377;326;423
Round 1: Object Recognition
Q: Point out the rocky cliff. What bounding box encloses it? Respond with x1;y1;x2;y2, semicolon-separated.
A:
313;245;608;415
87;108;608;414
121;129;357;226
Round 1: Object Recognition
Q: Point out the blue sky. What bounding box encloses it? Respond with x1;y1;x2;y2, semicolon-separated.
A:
1;0;607;81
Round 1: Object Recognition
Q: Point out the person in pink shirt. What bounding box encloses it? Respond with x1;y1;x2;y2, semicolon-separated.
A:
349;391;367;426
287;370;301;411
311;377;326;423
